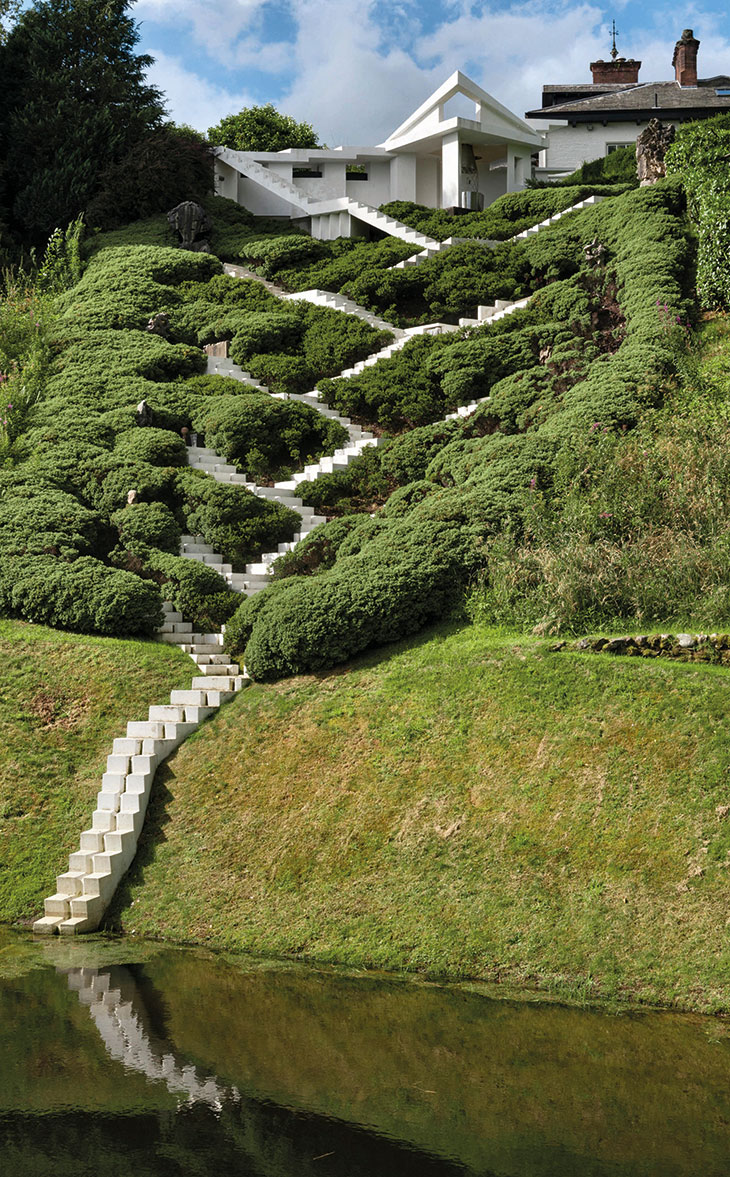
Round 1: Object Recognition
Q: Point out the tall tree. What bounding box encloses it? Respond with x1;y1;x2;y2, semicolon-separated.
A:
207;104;320;153
0;0;166;242
0;0;21;42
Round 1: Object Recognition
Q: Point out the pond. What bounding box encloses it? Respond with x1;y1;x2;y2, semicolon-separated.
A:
2;927;730;1176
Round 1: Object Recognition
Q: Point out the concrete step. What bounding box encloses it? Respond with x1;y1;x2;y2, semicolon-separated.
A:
33;915;65;935
44;891;73;918
191;674;246;692
195;661;240;676
56;871;86;896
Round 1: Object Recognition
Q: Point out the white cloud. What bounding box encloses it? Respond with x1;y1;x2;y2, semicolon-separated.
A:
140;1;730;145
146;49;255;131
136;0;270;59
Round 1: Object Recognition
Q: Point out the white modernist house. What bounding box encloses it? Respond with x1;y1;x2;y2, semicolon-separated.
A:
214;71;542;241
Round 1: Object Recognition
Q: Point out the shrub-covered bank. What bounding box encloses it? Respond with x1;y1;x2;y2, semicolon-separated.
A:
104;623;730;1013
225;181;694;680
0;218;386;635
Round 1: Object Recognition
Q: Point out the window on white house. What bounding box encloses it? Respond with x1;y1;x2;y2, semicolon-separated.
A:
606;143;634;154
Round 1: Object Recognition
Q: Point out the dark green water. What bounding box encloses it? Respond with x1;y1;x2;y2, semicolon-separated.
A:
2;929;730;1176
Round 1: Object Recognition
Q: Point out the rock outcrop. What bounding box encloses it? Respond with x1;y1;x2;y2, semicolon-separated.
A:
636;119;676;186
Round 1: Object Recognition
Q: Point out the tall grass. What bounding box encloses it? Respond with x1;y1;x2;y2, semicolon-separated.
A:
0;219;85;462
469;315;730;633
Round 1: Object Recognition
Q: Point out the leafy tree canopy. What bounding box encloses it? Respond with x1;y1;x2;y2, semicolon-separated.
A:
207;104;320;152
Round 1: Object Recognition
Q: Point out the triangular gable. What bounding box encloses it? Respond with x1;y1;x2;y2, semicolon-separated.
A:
381;70;539;147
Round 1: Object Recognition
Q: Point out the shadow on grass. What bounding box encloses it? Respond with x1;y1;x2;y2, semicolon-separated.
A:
101;765;175;932
307;615;473;684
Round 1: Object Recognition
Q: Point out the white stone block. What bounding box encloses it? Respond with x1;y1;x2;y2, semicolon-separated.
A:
112;738;142;756
69;851;95;874
96;790;121;814
80;829;105;853
127;720;165;739
57;871;85;896
101;772;126;793
92;810;116;832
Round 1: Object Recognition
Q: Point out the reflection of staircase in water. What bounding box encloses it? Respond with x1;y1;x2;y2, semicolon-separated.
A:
59;965;237;1108
57;963;476;1177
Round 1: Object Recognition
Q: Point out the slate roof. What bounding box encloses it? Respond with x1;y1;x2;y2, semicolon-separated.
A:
527;78;730;120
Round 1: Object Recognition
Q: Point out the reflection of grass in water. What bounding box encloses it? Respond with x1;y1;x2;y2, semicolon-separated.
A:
0;927;167;980
143;946;730;1177
108;619;730;1013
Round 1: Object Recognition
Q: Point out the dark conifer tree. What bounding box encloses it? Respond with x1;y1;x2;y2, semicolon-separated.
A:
0;0;166;242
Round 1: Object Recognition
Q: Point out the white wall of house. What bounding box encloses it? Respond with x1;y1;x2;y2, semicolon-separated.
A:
415;157;440;206
344;159;393;206
540;121;646;173
389;154;417;203
476;161;508;205
238;173;299;217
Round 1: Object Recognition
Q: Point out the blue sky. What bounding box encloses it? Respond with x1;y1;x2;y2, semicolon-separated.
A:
132;0;730;142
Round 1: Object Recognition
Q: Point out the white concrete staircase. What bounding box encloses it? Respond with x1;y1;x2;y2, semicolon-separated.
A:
386;193;607;270
508;194;605;239
458;292;533;329
215;147;439;250
33;604;248;936
280;288;407;337
61;966;237;1106
31;192;586;939
181;437;336;595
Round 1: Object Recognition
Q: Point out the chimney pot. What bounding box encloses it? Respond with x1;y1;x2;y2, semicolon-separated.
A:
673;28;700;87
590;57;641;84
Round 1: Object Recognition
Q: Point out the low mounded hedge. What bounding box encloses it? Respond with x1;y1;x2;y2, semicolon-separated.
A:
111;501;182;556
177;471;300;570
0;555;163;636
144;550;239;631
192;395;348;481
226;512;475;680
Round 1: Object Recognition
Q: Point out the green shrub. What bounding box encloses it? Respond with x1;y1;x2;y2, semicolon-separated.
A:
0;555;162;636
114;426;188;468
234;232;326;278
226;513;476;680
178;272;280;311
298;444;392;515
271;515;384;579
144;550;238;630
58;245;220;331
379;420;460;483
666;114;730;310
0;486;107;559
177;470;300;569
227;310;303;360
94;462;179;514
192;395;348;480
380;185;628;242
111;501;181;555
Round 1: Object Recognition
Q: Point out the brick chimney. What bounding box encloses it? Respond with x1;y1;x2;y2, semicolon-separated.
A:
673;28;700;87
590;57;641;84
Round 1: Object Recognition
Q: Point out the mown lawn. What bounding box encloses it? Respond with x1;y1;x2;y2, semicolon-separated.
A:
0;620;192;923
108;621;730;1011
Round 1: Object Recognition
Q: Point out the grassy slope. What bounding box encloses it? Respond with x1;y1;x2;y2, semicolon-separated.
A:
0;621;193;922
107;621;730;1012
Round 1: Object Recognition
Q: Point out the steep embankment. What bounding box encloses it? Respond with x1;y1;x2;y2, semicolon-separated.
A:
0;621;192;922
104;621;730;1012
